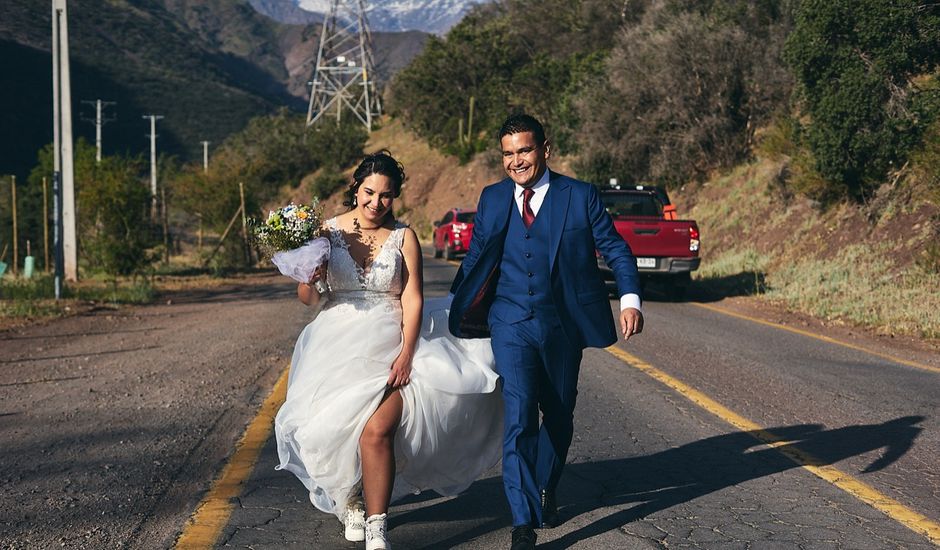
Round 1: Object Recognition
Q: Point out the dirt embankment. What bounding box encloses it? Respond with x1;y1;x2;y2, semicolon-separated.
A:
680;158;940;340
363;119;504;237
295;118;580;237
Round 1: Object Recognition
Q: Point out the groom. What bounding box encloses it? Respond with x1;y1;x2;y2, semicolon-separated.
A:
449;114;643;549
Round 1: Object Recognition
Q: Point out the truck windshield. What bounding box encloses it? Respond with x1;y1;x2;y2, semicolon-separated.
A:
456;212;476;223
602;193;663;217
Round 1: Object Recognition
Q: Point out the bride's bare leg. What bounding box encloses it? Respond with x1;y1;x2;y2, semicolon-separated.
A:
359;389;403;516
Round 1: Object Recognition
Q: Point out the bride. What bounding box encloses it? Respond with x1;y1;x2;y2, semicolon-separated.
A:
274;151;502;550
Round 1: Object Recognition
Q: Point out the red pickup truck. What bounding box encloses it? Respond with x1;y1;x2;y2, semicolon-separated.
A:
598;187;701;298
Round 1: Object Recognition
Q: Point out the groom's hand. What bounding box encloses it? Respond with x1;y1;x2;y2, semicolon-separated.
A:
620;308;644;341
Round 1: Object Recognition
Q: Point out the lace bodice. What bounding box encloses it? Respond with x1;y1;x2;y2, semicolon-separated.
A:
325;218;406;299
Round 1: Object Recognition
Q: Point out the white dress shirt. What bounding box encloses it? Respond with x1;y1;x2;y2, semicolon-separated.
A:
515;170;642;313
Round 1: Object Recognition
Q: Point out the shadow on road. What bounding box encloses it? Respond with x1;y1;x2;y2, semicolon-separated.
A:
394;416;923;548
685;270;767;303
615;270;768;304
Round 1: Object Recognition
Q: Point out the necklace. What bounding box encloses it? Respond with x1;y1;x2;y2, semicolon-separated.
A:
351;217;384;269
353;217;383;231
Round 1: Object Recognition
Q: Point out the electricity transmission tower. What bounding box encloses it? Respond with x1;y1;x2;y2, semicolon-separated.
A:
305;0;381;131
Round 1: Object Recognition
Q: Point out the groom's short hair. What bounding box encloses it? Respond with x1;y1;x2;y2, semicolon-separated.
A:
498;114;546;146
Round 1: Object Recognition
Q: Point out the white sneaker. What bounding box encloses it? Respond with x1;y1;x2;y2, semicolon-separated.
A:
365;513;390;550
343;503;366;542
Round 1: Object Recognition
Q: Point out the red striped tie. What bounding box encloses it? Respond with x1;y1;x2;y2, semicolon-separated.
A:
522;187;535;228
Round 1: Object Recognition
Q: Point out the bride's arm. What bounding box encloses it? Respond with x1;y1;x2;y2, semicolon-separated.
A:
297;262;327;306
389;228;423;388
298;223;331;306
297;281;320;306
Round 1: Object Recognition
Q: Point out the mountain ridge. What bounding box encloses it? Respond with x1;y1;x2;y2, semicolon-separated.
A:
256;0;483;34
0;0;427;178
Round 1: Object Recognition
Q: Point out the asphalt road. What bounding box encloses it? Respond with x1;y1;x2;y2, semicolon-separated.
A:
1;254;938;548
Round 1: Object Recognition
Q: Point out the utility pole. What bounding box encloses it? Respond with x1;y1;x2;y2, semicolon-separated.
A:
81;99;115;163
305;0;381;131
43;176;50;272
52;0;78;284
201;140;210;173
143;115;163;221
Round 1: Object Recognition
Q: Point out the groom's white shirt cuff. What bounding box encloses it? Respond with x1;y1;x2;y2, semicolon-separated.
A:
620;293;642;313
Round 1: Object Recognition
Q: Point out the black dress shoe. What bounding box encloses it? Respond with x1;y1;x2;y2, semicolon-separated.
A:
540;489;559;528
510;525;537;550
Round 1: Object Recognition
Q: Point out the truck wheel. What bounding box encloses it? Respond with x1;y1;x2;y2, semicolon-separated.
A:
433;246;443;259
445;242;457;260
669;272;691;301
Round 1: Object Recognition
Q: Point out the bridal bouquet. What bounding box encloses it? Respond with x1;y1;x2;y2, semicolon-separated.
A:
253;201;331;293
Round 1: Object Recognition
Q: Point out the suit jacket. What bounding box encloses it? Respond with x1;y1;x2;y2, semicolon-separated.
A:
448;171;640;349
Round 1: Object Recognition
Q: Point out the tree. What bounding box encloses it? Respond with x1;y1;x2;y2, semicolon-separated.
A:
785;0;940;199
575;2;795;186
25;139;158;276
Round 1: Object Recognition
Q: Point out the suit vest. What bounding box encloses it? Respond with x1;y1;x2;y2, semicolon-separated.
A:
489;187;555;324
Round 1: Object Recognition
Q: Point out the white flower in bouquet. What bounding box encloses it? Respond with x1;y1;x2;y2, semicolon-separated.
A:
252;200;331;292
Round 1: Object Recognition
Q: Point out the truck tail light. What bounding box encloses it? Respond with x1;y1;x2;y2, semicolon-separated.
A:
689;225;700;253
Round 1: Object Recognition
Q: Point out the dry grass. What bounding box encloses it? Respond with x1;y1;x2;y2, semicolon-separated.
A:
765;244;940;338
0;275;155;329
0;250;272;329
686;158;940;340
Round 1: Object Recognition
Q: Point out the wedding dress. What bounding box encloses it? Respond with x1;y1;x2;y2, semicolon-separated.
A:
274;218;503;520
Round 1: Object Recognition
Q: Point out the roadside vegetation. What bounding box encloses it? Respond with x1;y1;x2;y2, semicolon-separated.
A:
0;109;367;324
0;275;154;326
3;1;939;340
385;0;940;340
688;153;940;339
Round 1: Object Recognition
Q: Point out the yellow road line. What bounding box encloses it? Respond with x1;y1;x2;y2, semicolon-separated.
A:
692;302;940;375
605;345;940;546
174;368;290;549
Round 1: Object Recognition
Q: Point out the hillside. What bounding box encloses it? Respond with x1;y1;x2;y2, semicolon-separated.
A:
305;118;940;341
0;0;427;179
287;118;501;231
683;158;940;340
0;0;296;177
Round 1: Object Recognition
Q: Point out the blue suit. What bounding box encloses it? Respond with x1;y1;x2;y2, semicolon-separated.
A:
449;171;640;527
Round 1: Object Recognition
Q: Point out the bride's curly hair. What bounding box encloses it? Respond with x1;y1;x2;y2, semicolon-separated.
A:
344;150;406;210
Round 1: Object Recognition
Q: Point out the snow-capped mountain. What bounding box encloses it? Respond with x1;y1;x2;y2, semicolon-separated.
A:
295;0;483;34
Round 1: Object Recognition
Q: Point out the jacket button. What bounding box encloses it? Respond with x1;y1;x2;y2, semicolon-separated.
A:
527;272;534;277
524;233;530;239
528;290;534;296
525;252;531;258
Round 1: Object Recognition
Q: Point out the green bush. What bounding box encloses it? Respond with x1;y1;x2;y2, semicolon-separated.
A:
575;2;795;186
309;169;348;201
388;0;623;158
80;156;156;276
23;139;159;277
784;0;940;200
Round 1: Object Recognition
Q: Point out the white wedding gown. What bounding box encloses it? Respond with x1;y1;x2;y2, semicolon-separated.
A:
274;219;503;520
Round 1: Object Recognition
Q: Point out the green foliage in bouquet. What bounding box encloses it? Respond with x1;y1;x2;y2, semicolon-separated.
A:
252;201;324;257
